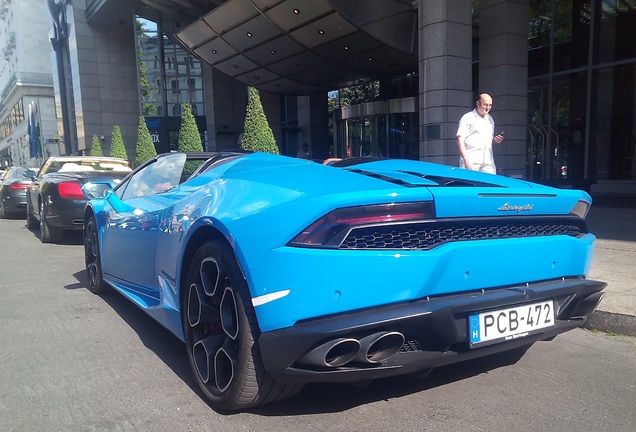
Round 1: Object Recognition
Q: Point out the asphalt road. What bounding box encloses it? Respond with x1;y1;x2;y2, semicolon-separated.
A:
1;217;635;432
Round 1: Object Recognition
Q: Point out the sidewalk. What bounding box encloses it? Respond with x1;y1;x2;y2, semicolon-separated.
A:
583;197;636;336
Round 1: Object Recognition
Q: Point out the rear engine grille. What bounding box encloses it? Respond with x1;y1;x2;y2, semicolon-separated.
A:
340;217;587;250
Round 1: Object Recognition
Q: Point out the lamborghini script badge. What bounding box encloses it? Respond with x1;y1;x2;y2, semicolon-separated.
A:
498;203;534;212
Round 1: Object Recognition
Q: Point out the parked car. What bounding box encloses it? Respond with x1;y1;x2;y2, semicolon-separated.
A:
26;156;131;242
84;151;605;411
0;166;35;218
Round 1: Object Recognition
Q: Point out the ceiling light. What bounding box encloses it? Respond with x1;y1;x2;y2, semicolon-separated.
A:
233;65;239;69
293;8;300;14
246;32;253;37
211;49;217;54
344;46;349;50
270;50;276;54
318;30;325;35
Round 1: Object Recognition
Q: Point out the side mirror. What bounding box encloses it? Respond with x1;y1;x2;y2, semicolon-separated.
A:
82;182;113;199
24;170;36;180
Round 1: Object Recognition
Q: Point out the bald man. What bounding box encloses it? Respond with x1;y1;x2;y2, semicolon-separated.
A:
456;93;504;174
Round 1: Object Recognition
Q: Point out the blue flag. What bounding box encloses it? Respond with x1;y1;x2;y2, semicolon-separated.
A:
28;103;37;158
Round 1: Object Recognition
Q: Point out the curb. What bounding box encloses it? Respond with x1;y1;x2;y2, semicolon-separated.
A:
583;310;636;337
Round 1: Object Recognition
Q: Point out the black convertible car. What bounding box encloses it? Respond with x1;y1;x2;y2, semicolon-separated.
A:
26;156;131;242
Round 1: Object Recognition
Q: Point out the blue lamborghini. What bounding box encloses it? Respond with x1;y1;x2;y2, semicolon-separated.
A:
83;151;606;411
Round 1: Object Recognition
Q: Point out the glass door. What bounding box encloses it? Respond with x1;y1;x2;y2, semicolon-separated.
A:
345;116;385;158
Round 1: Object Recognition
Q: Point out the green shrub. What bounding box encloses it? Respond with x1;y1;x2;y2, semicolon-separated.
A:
178;103;204;175
240;87;279;154
135;117;156;166
110;125;128;160
90;134;103;156
177;103;203;153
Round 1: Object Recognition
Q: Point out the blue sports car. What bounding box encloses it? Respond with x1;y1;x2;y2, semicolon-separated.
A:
83;151;606;411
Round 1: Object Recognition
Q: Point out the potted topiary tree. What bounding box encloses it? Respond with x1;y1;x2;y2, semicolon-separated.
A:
240;86;279;154
177;103;203;153
178;103;204;175
135;116;156;167
90;134;104;156
110;125;128;160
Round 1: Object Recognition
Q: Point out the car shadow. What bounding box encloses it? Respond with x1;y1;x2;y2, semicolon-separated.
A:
248;346;529;416
67;270;196;390
25;224;84;245
66;268;531;415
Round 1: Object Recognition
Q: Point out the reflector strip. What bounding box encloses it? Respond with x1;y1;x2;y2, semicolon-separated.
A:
252;290;291;307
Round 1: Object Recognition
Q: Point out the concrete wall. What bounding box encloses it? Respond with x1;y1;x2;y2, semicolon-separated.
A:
204;68;247;151
65;2;139;158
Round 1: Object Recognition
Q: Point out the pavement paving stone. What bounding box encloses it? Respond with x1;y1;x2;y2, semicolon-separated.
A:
584;200;636;336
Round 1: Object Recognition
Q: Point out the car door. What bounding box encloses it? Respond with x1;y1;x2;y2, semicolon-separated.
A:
101;153;187;299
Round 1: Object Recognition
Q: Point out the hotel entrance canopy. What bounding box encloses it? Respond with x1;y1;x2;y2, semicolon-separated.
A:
159;0;419;94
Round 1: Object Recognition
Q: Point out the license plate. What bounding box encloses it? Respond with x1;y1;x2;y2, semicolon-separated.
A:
469;300;554;346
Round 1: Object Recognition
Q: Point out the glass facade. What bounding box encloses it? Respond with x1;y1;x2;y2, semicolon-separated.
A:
335;109;418;160
135;18;205;117
332;77;420;160
528;0;636;183
135;17;206;153
280;94;298;157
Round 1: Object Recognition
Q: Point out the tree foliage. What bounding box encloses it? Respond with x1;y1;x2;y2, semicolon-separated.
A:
138;53;157;116
240;86;279;154
90;134;103;156
110;125;128;160
135;116;156;166
136;19;157;116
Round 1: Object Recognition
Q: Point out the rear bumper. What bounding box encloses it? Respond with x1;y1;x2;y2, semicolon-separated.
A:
44;200;86;229
2;199;27;213
2;191;27;213
259;277;606;383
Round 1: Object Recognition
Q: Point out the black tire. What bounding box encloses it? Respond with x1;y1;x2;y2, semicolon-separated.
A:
39;201;62;243
183;240;303;411
0;202;5;219
26;199;39;229
84;215;109;294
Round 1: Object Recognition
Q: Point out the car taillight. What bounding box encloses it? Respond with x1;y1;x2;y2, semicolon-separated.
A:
58;181;86;199
8;183;29;191
289;202;435;247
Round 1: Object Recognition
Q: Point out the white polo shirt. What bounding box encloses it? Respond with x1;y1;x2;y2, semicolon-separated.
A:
456;109;496;166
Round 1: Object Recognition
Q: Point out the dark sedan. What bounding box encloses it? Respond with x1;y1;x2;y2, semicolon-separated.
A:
0;166;35;218
26;156;131;242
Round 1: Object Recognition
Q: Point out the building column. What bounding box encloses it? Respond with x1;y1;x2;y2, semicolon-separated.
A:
479;0;529;178
418;0;473;166
298;94;329;160
204;68;247;151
